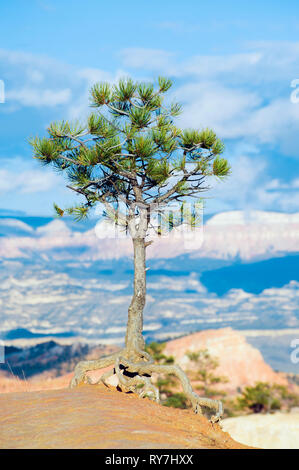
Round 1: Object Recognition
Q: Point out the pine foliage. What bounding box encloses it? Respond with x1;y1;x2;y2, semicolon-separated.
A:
30;76;230;220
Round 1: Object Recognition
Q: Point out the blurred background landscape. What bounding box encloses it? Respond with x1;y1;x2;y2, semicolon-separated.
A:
0;210;298;373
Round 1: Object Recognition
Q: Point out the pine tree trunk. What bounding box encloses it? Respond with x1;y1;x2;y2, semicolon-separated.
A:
125;237;146;354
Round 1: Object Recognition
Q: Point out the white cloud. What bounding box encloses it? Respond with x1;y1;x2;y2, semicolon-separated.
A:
174;83;299;156
204;151;267;213
206;148;299;214
175;82;262;139
36;220;71;235
1;43;299;216
26;69;44;84
0;48;102;112
0;49;58;67
244;98;299;155
120;42;299;157
182;52;263;79
266;178;299;190
0;49;74;110
0;159;61;194
7;87;71;107
156;21;201;34
67;68;126;120
120;41;299;83
2;43;299;148
256;178;299;212
120;48;175;72
76;68;112;85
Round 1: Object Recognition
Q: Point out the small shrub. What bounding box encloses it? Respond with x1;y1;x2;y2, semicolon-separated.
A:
238;382;285;413
164;393;188;409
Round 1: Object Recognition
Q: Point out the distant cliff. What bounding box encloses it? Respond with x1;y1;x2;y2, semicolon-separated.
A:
164;328;288;392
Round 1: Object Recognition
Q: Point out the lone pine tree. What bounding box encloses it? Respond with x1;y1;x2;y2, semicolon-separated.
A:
30;77;230;422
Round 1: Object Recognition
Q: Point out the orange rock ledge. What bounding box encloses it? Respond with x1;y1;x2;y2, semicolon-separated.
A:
0;384;251;449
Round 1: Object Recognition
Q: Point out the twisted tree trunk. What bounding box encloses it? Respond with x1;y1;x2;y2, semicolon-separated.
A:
125;237;146;355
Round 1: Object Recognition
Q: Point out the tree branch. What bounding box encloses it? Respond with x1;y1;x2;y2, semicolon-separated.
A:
152;164;201;205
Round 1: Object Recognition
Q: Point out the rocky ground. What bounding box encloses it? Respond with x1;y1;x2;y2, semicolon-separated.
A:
1;328;298;449
222;411;299;449
0;384;250;449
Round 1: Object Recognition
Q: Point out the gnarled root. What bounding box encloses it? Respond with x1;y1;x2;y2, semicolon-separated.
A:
115;355;160;403
69;350;124;388
118;355;223;423
69;347;222;423
99;368;116;388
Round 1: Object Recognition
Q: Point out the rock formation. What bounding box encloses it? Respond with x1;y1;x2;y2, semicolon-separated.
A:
163;328;287;392
222;411;299;449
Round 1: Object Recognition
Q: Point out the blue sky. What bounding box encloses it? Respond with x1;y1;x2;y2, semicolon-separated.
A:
1;0;299;216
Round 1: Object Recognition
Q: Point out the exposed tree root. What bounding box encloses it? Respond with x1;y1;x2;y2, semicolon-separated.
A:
69;350;124;388
69;346;223;423
98;368;116;388
115;355;160;402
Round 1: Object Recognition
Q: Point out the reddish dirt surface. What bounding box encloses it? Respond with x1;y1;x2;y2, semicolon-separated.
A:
0;384;251;449
0;371;74;393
